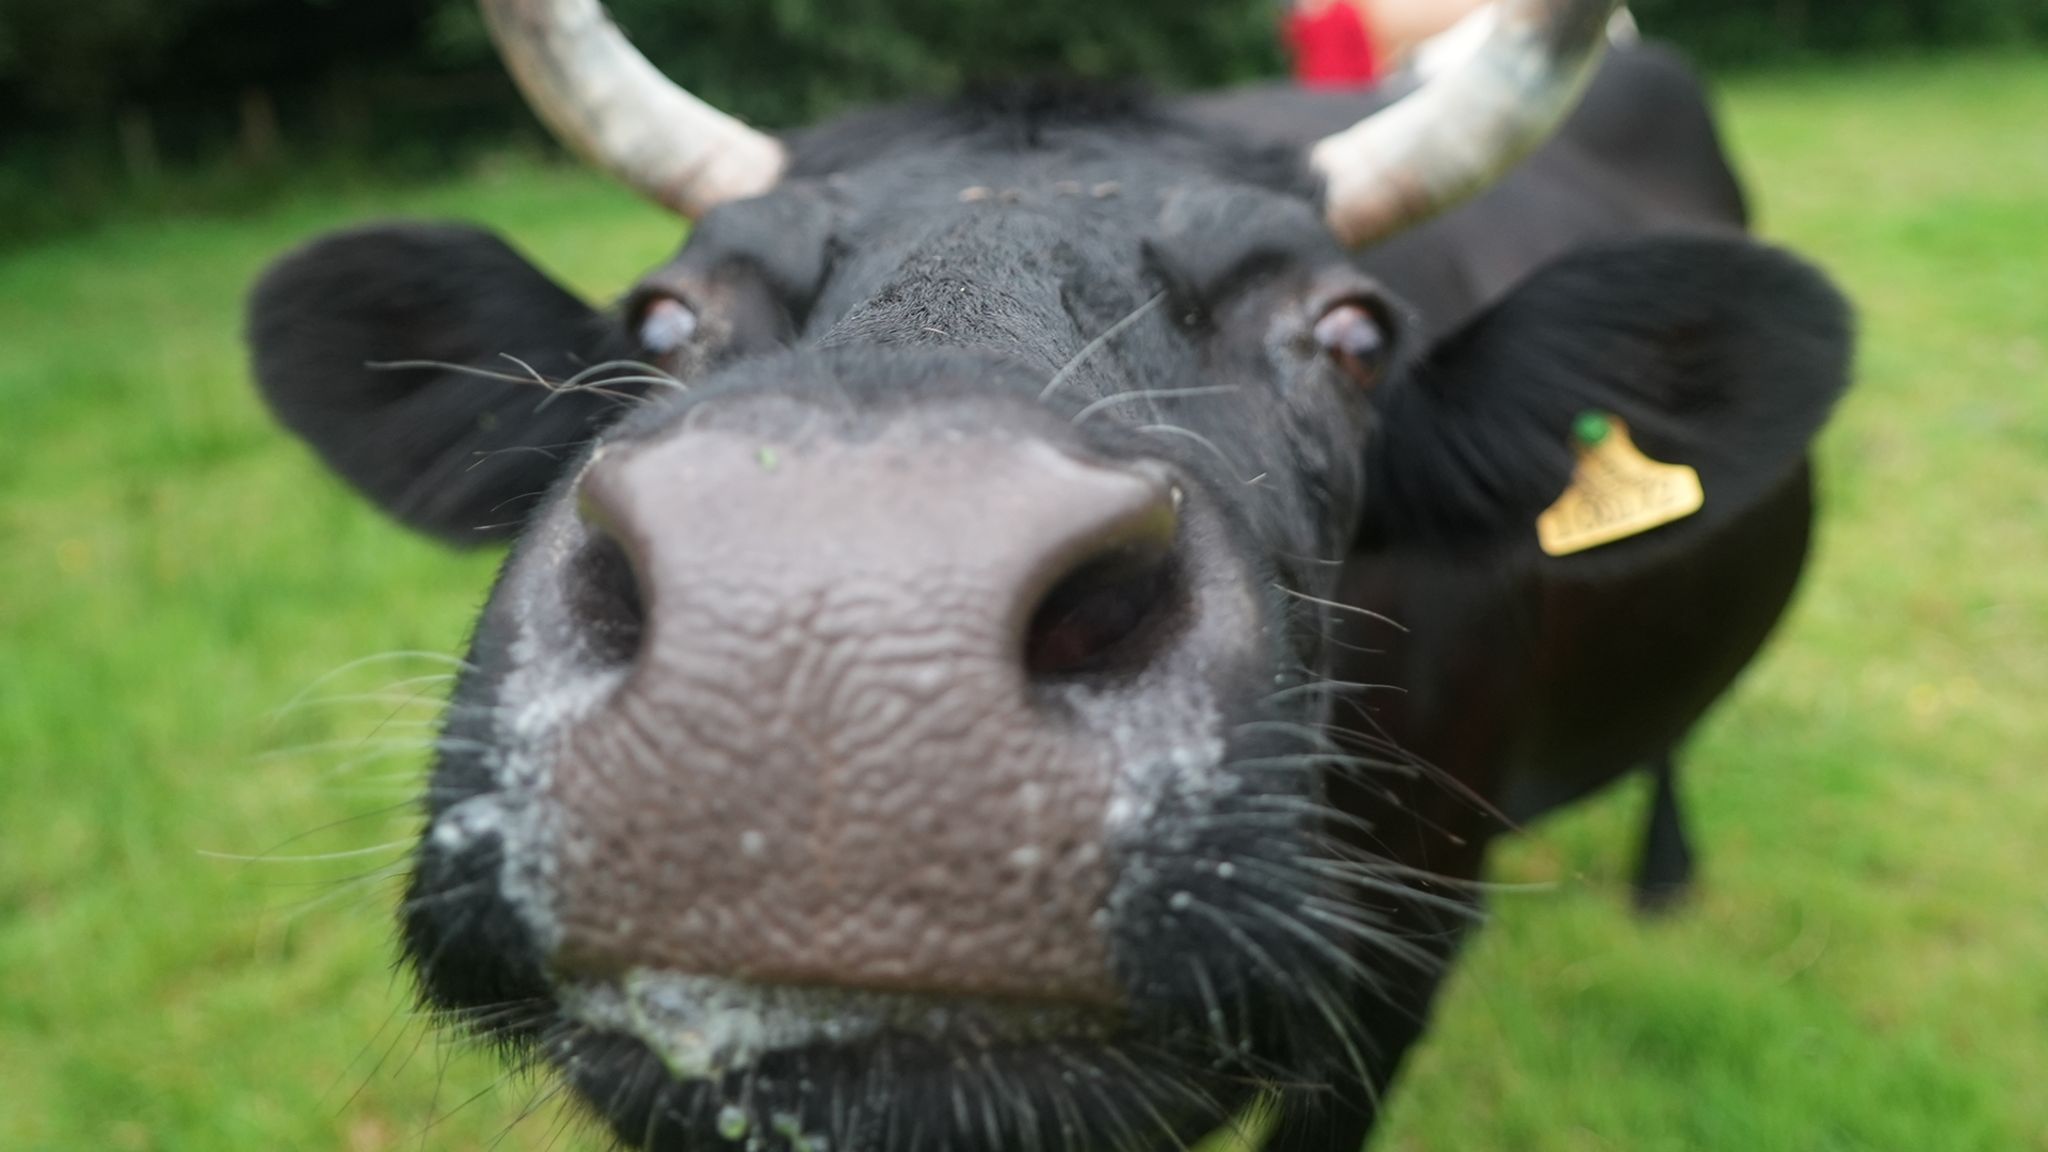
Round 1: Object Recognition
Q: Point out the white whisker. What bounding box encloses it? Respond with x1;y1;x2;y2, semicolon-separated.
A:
200;840;413;865
1039;292;1167;403
1270;585;1409;632
1071;385;1240;427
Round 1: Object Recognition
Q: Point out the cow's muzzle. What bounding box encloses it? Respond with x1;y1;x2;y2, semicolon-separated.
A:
536;414;1237;1011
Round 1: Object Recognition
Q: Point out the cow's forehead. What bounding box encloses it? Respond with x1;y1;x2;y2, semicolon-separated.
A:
773;134;1321;342
781;96;1308;236
786;89;1281;178
876;155;1288;234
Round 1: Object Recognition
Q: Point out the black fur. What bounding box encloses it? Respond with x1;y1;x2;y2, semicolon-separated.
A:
1364;235;1853;556
1635;753;1697;912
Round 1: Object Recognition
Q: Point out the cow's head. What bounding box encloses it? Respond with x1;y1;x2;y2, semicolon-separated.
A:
246;1;1849;1149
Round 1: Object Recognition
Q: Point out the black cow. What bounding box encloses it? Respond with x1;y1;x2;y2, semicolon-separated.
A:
245;1;1852;1149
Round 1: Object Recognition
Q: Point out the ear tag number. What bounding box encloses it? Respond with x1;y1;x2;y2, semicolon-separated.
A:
1536;413;1704;558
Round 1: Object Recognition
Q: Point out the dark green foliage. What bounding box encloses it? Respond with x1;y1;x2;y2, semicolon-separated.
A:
5;0;2042;133
0;0;1284;138
0;0;2041;247
420;0;1285;127
1632;0;2048;65
0;0;433;123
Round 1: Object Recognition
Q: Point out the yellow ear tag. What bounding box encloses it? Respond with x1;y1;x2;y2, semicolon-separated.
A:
1536;412;1704;558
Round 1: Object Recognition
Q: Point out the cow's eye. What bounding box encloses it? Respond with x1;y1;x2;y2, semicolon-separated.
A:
637;296;700;356
1313;300;1388;389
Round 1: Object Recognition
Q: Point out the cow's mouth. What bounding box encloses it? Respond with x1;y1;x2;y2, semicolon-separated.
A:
558;971;1121;1081
534;972;1238;1152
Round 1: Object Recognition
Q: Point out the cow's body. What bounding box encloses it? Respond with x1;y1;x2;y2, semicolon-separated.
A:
247;22;1853;1152
1200;42;1802;904
1173;64;1822;1145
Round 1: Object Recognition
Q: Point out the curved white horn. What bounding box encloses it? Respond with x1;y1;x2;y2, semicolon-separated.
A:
1311;0;1623;247
480;0;787;218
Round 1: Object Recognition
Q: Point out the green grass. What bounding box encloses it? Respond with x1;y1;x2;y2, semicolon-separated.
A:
2;53;2044;1152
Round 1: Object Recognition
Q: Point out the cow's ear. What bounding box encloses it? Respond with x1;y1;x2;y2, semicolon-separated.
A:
1360;236;1853;563
248;223;638;546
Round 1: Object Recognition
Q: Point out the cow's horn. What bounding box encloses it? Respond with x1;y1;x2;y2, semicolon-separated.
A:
480;0;786;218
1312;0;1622;247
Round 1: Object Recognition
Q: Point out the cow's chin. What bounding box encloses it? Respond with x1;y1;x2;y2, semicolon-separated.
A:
534;973;1243;1152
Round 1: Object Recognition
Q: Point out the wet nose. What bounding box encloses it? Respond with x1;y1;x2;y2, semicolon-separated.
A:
544;422;1187;1004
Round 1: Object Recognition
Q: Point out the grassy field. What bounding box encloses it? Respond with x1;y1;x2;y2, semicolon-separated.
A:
2;53;2044;1152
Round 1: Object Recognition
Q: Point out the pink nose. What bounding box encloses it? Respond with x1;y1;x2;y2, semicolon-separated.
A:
544;422;1187;1004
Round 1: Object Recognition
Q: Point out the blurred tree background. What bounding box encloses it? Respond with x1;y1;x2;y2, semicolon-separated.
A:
0;0;2043;247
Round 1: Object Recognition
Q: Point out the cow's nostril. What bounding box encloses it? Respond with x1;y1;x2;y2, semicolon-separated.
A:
564;527;647;669
1025;533;1182;681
